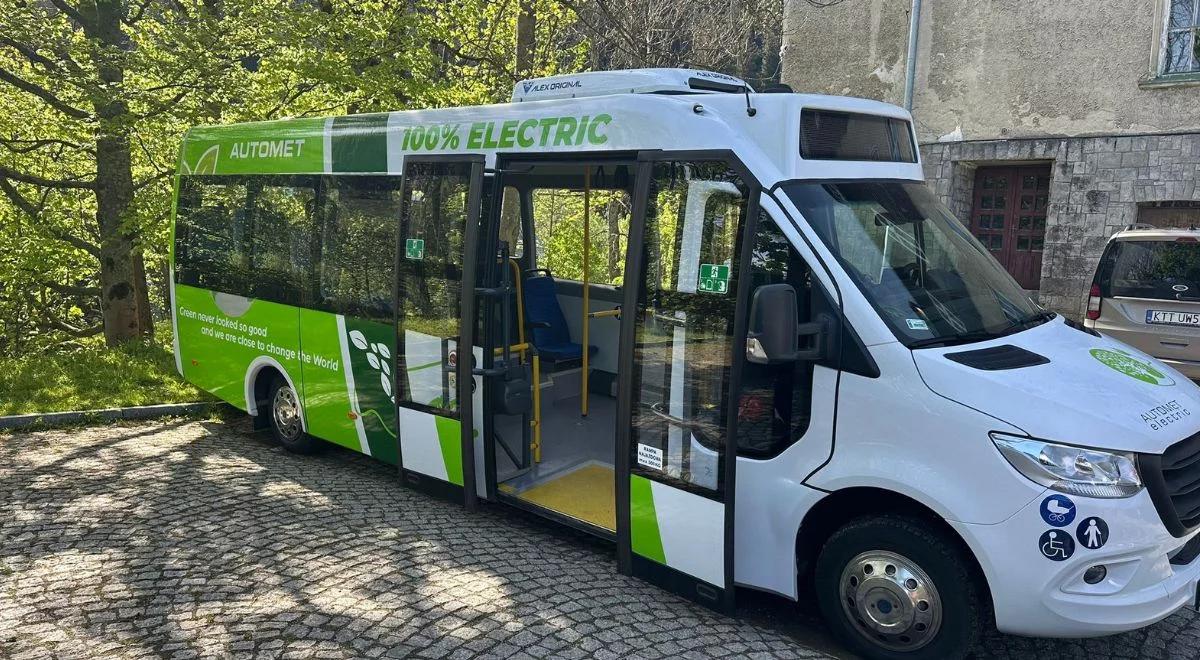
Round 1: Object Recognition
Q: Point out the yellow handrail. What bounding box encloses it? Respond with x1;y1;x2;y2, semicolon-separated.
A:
581;165;591;417
507;258;526;361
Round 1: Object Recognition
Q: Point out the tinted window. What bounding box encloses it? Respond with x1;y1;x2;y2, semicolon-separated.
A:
1101;240;1200;300
320;177;402;321
174;178;252;295
175;176;318;304
245;178;318;305
800;110;917;163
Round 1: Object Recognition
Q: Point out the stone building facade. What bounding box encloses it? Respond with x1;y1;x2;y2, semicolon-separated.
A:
782;0;1200;317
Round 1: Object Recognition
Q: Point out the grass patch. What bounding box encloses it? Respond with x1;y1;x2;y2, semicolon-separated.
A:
0;327;211;416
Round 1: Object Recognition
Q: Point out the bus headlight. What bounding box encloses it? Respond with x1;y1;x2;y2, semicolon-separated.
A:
991;433;1142;498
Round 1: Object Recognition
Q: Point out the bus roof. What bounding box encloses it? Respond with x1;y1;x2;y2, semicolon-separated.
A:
178;69;922;185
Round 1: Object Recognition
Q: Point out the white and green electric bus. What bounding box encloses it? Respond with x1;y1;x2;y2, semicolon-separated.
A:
172;69;1200;659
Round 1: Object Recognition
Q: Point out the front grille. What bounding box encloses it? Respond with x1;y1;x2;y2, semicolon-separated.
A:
1141;430;1200;537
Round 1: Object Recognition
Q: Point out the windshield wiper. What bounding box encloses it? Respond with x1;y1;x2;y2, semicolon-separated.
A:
907;331;1005;349
1000;310;1056;332
908;311;1056;349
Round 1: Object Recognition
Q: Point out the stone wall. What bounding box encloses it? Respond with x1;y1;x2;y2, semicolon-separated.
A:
922;133;1200;319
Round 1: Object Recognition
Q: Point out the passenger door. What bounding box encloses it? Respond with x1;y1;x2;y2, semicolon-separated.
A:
393;156;484;507
616;156;754;612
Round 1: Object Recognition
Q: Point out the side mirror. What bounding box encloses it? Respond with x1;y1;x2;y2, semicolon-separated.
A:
746;284;832;364
746;284;800;364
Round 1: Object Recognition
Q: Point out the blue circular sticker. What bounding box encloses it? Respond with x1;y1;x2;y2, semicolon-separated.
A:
1039;529;1075;561
1039;494;1076;527
1076;517;1109;550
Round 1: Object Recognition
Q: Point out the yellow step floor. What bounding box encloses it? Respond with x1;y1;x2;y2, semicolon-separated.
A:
502;463;615;531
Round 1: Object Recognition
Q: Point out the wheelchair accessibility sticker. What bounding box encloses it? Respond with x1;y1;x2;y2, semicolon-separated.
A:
1039;529;1075;561
1040;494;1076;527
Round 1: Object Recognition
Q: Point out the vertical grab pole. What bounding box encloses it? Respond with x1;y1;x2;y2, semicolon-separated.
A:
581;165;591;417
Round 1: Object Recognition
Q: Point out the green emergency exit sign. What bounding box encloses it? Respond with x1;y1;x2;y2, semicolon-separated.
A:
697;263;730;294
405;238;425;261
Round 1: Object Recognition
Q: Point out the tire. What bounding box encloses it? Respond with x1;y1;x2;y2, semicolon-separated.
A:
814;515;986;660
266;376;320;454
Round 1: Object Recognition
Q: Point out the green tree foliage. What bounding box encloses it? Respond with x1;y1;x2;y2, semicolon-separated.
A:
0;0;779;357
0;0;584;355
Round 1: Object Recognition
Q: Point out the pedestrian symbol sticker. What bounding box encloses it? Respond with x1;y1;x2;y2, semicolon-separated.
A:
1039;494;1076;527
405;238;425;261
1039;529;1075;561
697;264;730;294
1076;517;1109;550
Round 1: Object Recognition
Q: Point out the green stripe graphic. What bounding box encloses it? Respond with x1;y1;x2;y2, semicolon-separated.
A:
629;475;666;563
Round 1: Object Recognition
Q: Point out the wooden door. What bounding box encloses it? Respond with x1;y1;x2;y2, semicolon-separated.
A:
970;166;1050;290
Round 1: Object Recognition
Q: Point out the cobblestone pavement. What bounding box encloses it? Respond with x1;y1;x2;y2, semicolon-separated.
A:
1;419;1199;659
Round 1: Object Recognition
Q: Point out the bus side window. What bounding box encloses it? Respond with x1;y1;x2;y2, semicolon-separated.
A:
736;213;823;457
174;177;252;296
245;177;318;306
318;176;402;322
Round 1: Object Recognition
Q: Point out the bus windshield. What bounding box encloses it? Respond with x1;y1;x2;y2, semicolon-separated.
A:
781;180;1048;348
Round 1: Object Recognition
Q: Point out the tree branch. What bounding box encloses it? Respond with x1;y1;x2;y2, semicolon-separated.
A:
0;136;92;154
0;165;95;190
41;280;101;297
49;0;91;31
0;179;102;258
0;67;90;119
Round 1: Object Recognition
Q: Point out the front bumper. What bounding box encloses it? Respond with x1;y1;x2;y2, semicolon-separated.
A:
954;489;1200;638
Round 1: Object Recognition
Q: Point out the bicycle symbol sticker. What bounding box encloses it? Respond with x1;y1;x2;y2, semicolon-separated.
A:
1039;494;1076;527
1039;529;1075;561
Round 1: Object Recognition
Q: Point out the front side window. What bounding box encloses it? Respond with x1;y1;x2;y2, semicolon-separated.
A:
1166;0;1200;74
784;180;1046;348
737;213;824;457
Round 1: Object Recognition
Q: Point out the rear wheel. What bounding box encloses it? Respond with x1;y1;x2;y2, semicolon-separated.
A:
814;515;985;660
267;377;320;454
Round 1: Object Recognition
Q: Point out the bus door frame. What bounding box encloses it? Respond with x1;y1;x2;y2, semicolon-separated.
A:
391;154;485;511
615;149;762;614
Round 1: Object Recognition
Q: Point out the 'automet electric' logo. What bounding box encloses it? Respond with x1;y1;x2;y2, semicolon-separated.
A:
523;79;582;94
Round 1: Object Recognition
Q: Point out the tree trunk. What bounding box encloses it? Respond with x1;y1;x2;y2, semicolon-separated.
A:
90;0;145;346
516;0;536;78
133;250;154;336
606;196;621;282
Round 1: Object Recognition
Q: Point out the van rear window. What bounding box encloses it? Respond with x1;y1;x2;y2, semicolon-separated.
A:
1101;240;1200;300
800;109;917;163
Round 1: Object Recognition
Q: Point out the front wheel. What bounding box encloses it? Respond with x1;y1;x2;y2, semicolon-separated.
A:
267;377;320;454
814;515;986;660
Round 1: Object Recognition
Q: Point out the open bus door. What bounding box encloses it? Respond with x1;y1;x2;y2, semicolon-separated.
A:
616;154;757;613
392;156;484;509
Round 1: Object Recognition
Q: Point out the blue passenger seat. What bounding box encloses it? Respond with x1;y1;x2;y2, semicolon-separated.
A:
522;271;598;363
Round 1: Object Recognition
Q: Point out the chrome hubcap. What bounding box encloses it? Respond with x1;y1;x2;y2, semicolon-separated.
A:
272;385;302;441
839;550;942;652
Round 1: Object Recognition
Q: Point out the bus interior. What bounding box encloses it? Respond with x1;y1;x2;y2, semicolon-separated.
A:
486;159;634;533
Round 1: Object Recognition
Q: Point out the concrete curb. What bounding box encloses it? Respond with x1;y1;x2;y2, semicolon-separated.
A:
0;402;225;432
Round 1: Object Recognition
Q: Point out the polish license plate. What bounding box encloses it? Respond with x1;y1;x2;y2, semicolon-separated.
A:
1146;310;1200;327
